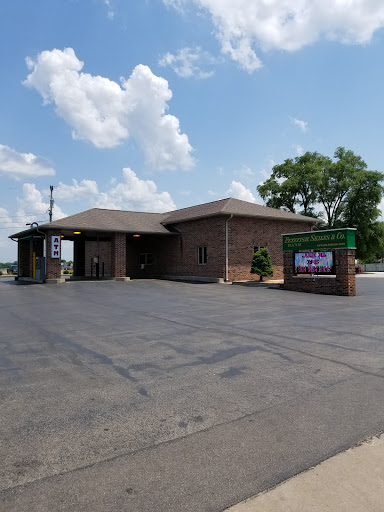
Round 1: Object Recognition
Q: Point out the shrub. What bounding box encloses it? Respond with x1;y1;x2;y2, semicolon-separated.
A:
251;247;273;282
63;270;69;274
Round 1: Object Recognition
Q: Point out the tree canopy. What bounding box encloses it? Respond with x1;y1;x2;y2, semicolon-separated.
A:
257;147;384;260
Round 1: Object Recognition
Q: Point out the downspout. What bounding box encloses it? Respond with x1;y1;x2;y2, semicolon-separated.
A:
225;215;233;282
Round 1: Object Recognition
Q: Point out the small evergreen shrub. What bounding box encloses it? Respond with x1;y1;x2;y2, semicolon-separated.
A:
251;247;273;282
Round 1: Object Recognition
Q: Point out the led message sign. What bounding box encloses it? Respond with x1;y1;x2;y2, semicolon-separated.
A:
294;251;334;274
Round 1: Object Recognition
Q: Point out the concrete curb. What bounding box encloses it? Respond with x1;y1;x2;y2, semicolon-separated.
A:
225;432;384;512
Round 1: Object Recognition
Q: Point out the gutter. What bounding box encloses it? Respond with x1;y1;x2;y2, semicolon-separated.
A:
225;214;233;282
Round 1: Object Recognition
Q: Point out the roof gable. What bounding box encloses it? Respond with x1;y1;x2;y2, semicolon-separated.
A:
162;198;319;224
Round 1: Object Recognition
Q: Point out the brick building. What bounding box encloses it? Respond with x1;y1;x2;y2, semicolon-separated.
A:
10;198;318;283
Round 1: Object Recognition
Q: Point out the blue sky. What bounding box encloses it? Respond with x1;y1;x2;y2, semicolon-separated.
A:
1;0;384;261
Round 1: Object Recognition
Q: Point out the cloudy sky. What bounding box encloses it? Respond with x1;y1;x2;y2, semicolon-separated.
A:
2;0;384;260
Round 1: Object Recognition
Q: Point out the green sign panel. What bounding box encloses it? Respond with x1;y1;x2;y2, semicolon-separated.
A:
283;228;356;252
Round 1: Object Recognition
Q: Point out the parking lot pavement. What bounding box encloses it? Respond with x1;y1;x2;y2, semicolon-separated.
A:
225;432;384;512
1;277;384;511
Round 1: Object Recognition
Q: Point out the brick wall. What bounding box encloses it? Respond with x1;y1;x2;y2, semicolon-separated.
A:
283;249;356;296
160;216;227;278
228;217;314;282
125;215;313;282
126;235;176;278
111;233;126;277
84;240;112;276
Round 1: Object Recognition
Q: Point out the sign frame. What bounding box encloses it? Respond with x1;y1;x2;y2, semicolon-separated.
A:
282;228;356;252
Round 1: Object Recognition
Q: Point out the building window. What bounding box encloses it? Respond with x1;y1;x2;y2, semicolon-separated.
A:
138;253;153;266
254;245;265;254
198;246;207;265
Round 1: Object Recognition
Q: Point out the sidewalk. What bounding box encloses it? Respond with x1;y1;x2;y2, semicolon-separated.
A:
226;433;384;512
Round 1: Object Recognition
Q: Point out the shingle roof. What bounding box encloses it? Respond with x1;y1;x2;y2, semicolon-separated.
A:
10;209;172;238
162;198;319;225
9;198;318;239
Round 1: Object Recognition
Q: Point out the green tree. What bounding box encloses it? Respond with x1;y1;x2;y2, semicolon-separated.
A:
257;147;384;260
257;151;328;217
251;248;273;281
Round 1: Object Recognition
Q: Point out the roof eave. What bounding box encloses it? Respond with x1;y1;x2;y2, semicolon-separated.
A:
163;211;320;225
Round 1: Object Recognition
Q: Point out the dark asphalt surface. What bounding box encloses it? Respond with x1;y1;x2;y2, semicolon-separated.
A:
1;276;384;511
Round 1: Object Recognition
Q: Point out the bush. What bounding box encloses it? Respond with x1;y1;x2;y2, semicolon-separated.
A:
63;270;69;274
251;247;273;282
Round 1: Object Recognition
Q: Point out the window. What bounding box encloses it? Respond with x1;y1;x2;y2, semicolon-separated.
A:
253;245;265;254
198;246;207;265
138;253;153;266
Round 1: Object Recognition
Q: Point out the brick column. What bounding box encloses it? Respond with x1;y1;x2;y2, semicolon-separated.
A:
46;231;64;282
283;251;294;289
111;233;130;280
335;249;356;296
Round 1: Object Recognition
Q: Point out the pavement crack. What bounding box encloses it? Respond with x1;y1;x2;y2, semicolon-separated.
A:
0;373;358;496
145;312;384;381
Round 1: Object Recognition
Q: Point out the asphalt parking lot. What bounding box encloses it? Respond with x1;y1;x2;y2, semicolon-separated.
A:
1;276;384;511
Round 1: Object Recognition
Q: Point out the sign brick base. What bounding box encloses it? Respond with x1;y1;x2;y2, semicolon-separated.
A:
283;249;356;296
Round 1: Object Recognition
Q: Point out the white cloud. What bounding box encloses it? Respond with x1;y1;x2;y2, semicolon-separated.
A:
24;48;194;170
163;0;186;12
96;168;175;211
2;168;174;259
379;197;384;221
165;0;384;72
17;183;66;222
159;47;215;79
1;185;66;261
53;168;175;212
0;144;55;179
227;181;256;202
104;0;114;19
55;179;99;201
295;144;304;156
234;165;254;180
259;159;275;183
291;118;308;132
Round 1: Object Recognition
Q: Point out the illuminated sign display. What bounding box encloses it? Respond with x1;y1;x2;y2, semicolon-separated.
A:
51;236;61;259
294;251;334;274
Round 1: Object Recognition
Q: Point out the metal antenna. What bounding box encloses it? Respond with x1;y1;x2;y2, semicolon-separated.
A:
49;185;54;222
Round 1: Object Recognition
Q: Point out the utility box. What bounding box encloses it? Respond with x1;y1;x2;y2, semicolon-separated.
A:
35;256;45;281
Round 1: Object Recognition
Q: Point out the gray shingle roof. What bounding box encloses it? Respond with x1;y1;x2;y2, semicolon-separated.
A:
47;209;172;233
10;209;171;238
162;198;319;225
9;198;318;239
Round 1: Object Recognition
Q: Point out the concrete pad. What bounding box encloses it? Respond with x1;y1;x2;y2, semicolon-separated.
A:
45;278;65;284
112;276;130;281
226;433;384;512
